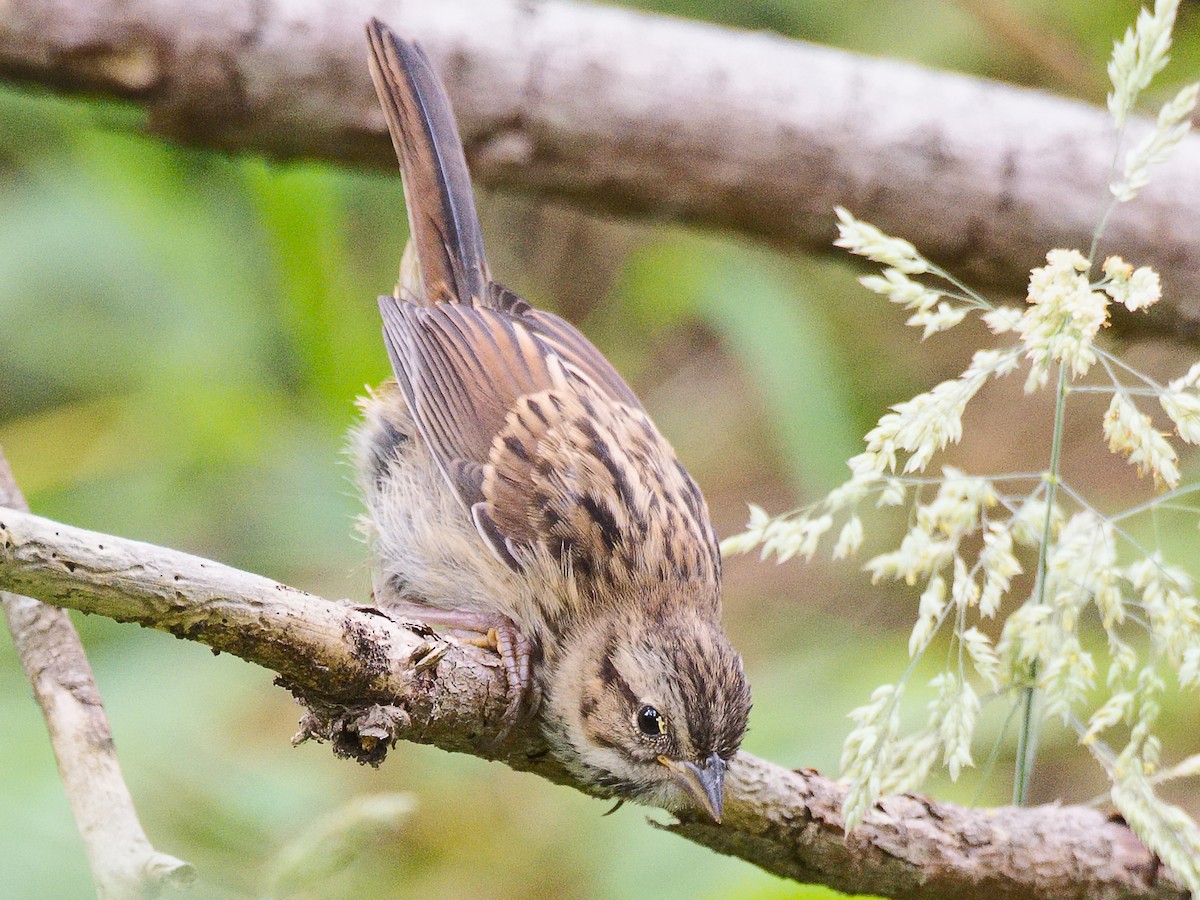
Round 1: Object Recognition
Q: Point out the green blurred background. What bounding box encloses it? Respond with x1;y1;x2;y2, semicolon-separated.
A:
2;2;1199;897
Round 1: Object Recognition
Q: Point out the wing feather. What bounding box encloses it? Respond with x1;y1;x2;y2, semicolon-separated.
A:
379;298;640;493
524;309;643;409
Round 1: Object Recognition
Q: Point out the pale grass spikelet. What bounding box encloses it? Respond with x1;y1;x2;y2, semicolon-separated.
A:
1053;511;1123;630
1142;734;1164;777
1128;670;1165;770
1160;753;1200;783
916;468;996;540
1094;571;1127;634
1017;250;1109;390
964;346;1022;381
951;556;981;611
719;503;771;557
979;523;1022;617
1180;646;1200;689
842;684;899;767
1101;255;1133;281
878;733;940;796
908;303;969;339
794;514;834;561
928;673;978;781
825;470;882;511
865;525;954;586
1109;761;1200;894
1101;256;1163;311
1010;497;1064;548
861;351;1009;475
848;448;892;481
909;575;947;657
840;684;902;830
864;383;969;475
876;477;907;507
1127;554;1200;665
1083;690;1135;744
962;626;1001;691
832;514;864;560
863;471;989;588
1106;0;1181;128
718;530;762;558
981;305;1023;334
759;513;833;563
1047;511;1120;632
997;603;1054;685
1111;82;1200;202
858;268;940;311
834;207;929;275
1038;634;1096;723
1107;635;1140;690
840;774;877;835
1103;393;1180;489
1160;361;1200;444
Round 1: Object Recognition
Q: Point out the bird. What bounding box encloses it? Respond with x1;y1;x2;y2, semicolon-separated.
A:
354;18;750;823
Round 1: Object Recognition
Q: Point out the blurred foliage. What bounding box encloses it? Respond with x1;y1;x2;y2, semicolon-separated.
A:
2;1;1199;897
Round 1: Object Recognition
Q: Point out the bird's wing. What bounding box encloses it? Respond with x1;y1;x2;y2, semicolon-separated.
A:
379;299;716;584
378;298;560;508
378;296;642;502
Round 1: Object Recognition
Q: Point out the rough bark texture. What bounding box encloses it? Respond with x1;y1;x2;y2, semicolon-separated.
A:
0;455;193;899
1;0;1199;337
0;504;1186;899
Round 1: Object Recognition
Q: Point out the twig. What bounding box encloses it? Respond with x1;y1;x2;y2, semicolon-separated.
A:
0;504;1185;899
0;450;193;899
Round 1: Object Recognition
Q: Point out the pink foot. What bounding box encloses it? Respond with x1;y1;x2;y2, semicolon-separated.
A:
373;601;539;730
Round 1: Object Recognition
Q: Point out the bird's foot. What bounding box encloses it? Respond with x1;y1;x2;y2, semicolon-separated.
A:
463;617;541;732
373;601;539;733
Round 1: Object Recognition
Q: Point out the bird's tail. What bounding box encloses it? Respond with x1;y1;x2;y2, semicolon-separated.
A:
366;18;490;306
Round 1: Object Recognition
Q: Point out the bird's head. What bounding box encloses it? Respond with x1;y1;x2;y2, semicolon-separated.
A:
542;604;751;822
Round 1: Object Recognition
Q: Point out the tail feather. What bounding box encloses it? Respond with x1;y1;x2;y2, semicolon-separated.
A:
366;18;490;305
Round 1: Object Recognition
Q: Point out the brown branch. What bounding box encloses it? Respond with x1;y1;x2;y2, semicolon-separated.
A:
0;452;193;898
0;505;1185;899
1;0;1199;338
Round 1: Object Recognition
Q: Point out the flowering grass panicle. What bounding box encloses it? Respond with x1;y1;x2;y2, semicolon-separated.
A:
1017;250;1108;390
1104;393;1179;488
1112;82;1199;202
722;1;1200;886
1107;0;1180;127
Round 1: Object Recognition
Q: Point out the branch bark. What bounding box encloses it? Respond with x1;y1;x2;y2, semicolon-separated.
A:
0;453;193;899
0;505;1185;899
1;0;1200;337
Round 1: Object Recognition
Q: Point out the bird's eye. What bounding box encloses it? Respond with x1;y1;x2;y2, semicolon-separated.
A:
636;705;666;736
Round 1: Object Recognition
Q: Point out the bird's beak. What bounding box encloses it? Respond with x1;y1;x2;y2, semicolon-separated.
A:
658;752;726;823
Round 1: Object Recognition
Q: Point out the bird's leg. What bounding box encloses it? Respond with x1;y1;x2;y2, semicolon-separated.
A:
372;600;539;729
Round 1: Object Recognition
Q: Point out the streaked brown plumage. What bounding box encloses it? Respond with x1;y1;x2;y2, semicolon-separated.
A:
355;19;750;821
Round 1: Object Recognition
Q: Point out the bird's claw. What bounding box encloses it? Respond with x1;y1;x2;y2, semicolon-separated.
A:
466;618;540;735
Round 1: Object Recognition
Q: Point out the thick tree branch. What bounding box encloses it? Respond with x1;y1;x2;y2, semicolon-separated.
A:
1;0;1199;337
0;453;193;899
0;505;1186;899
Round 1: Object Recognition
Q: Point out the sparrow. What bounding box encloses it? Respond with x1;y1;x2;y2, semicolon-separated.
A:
354;18;750;822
